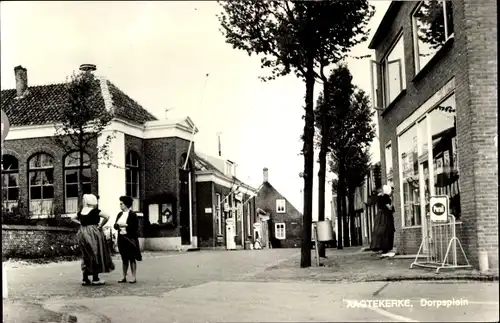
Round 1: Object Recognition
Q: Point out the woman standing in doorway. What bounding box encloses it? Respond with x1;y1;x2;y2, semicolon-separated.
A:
114;196;142;283
74;194;115;285
370;184;396;258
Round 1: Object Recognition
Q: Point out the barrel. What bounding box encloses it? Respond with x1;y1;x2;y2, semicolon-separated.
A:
316;220;334;242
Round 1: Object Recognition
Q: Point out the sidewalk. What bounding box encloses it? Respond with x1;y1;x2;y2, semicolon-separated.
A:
3;299;64;323
251;247;499;283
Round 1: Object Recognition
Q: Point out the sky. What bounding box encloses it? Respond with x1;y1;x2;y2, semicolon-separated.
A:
1;1;391;219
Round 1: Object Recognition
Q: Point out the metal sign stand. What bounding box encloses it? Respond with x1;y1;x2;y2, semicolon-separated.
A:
410;195;473;273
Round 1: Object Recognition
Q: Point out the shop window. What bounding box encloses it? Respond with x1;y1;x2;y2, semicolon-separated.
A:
399;126;422;227
2;155;19;212
216;193;222;235
275;223;286;240
413;0;454;73
428;94;460;219
276;199;286;213
371;33;406;109
385;142;393;187
125;151;140;211
28;153;54;217
64;151;91;214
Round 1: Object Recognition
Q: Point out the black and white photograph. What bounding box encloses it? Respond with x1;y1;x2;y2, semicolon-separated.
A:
1;1;498;322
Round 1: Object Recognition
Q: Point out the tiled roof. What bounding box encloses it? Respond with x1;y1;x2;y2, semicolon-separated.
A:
1;80;157;127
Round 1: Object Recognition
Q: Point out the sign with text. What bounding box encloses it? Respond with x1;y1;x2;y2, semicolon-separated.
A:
430;195;449;222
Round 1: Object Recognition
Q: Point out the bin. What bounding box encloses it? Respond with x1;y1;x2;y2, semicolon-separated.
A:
317;220;334;242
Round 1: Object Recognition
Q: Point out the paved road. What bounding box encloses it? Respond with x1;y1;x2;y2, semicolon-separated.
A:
4;249;499;322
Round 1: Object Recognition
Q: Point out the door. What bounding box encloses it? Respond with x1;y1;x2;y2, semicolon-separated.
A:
179;169;191;245
417;117;434;253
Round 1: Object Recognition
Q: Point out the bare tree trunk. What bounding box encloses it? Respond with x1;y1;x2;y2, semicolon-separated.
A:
317;143;328;257
342;188;350;248
300;57;316;268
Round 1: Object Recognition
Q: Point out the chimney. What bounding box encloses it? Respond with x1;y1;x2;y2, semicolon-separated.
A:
263;167;269;183
14;66;28;98
79;64;96;73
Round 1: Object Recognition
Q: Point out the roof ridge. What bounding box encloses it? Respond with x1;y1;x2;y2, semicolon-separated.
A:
1;82;67;92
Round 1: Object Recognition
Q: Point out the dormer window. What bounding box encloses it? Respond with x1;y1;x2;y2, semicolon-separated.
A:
225;160;235;177
276;199;286;213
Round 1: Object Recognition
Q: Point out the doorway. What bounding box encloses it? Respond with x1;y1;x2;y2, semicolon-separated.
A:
179;155;193;246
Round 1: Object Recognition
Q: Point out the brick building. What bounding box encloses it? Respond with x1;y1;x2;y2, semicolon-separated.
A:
255;168;302;249
194;152;257;250
369;1;497;268
1;64;200;251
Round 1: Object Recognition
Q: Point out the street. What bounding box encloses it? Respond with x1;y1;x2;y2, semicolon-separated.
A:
4;249;499;322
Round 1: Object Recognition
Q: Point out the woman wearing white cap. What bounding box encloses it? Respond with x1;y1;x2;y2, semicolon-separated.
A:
72;193;115;285
370;184;396;258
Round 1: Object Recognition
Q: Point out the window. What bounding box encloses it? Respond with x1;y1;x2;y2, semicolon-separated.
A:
371;34;406;109
383;34;406;106
28;153;54;216
2;155;19;212
429;94;460;219
276;199;286;213
275;223;286;240
216;193;222;235
385;142;393;188
126;151;140;211
399;126;422;227
225;161;234;177
64;151;91;213
148;203;174;225
413;0;454;73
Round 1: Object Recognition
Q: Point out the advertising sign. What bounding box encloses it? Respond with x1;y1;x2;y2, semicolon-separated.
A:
430;195;449;222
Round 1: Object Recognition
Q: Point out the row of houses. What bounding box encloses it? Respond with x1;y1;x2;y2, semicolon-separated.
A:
334;0;497;270
1;64;303;252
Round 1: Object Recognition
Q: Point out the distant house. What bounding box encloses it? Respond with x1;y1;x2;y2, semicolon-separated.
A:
194;152;257;250
1;64;199;251
255;168;302;248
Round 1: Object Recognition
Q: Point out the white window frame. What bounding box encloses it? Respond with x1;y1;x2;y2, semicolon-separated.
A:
397;86;458;229
64;151;91;214
1;155;19;212
28;153;55;218
125;151;140;211
275;222;286;240
276;199;286;213
385;141;393;186
370;32;406;110
412;0;455;74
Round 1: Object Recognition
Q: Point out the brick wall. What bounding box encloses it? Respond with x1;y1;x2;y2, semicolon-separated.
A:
374;0;498;268
256;182;302;248
2;225;79;259
2;137;98;216
143;137;197;242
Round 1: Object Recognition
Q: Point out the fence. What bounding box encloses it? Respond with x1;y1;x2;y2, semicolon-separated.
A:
410;214;473;273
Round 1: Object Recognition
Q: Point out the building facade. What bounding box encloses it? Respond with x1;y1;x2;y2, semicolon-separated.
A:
2;64;199;251
255;168;302;248
194;152;257;250
369;1;497;268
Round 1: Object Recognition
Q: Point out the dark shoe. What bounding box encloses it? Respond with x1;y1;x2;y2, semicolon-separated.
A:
82;279;91;286
128;280;136;284
118;279;127;283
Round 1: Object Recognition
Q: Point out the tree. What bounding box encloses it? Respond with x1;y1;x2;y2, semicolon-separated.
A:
218;0;373;267
53;70;115;211
327;68;375;248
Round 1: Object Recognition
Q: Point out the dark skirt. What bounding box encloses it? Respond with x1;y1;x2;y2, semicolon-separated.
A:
77;225;115;275
370;209;395;252
117;234;142;262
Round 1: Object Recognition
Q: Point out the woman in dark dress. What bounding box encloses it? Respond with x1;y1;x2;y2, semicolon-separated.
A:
73;194;115;285
114;196;142;283
370;185;396;258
